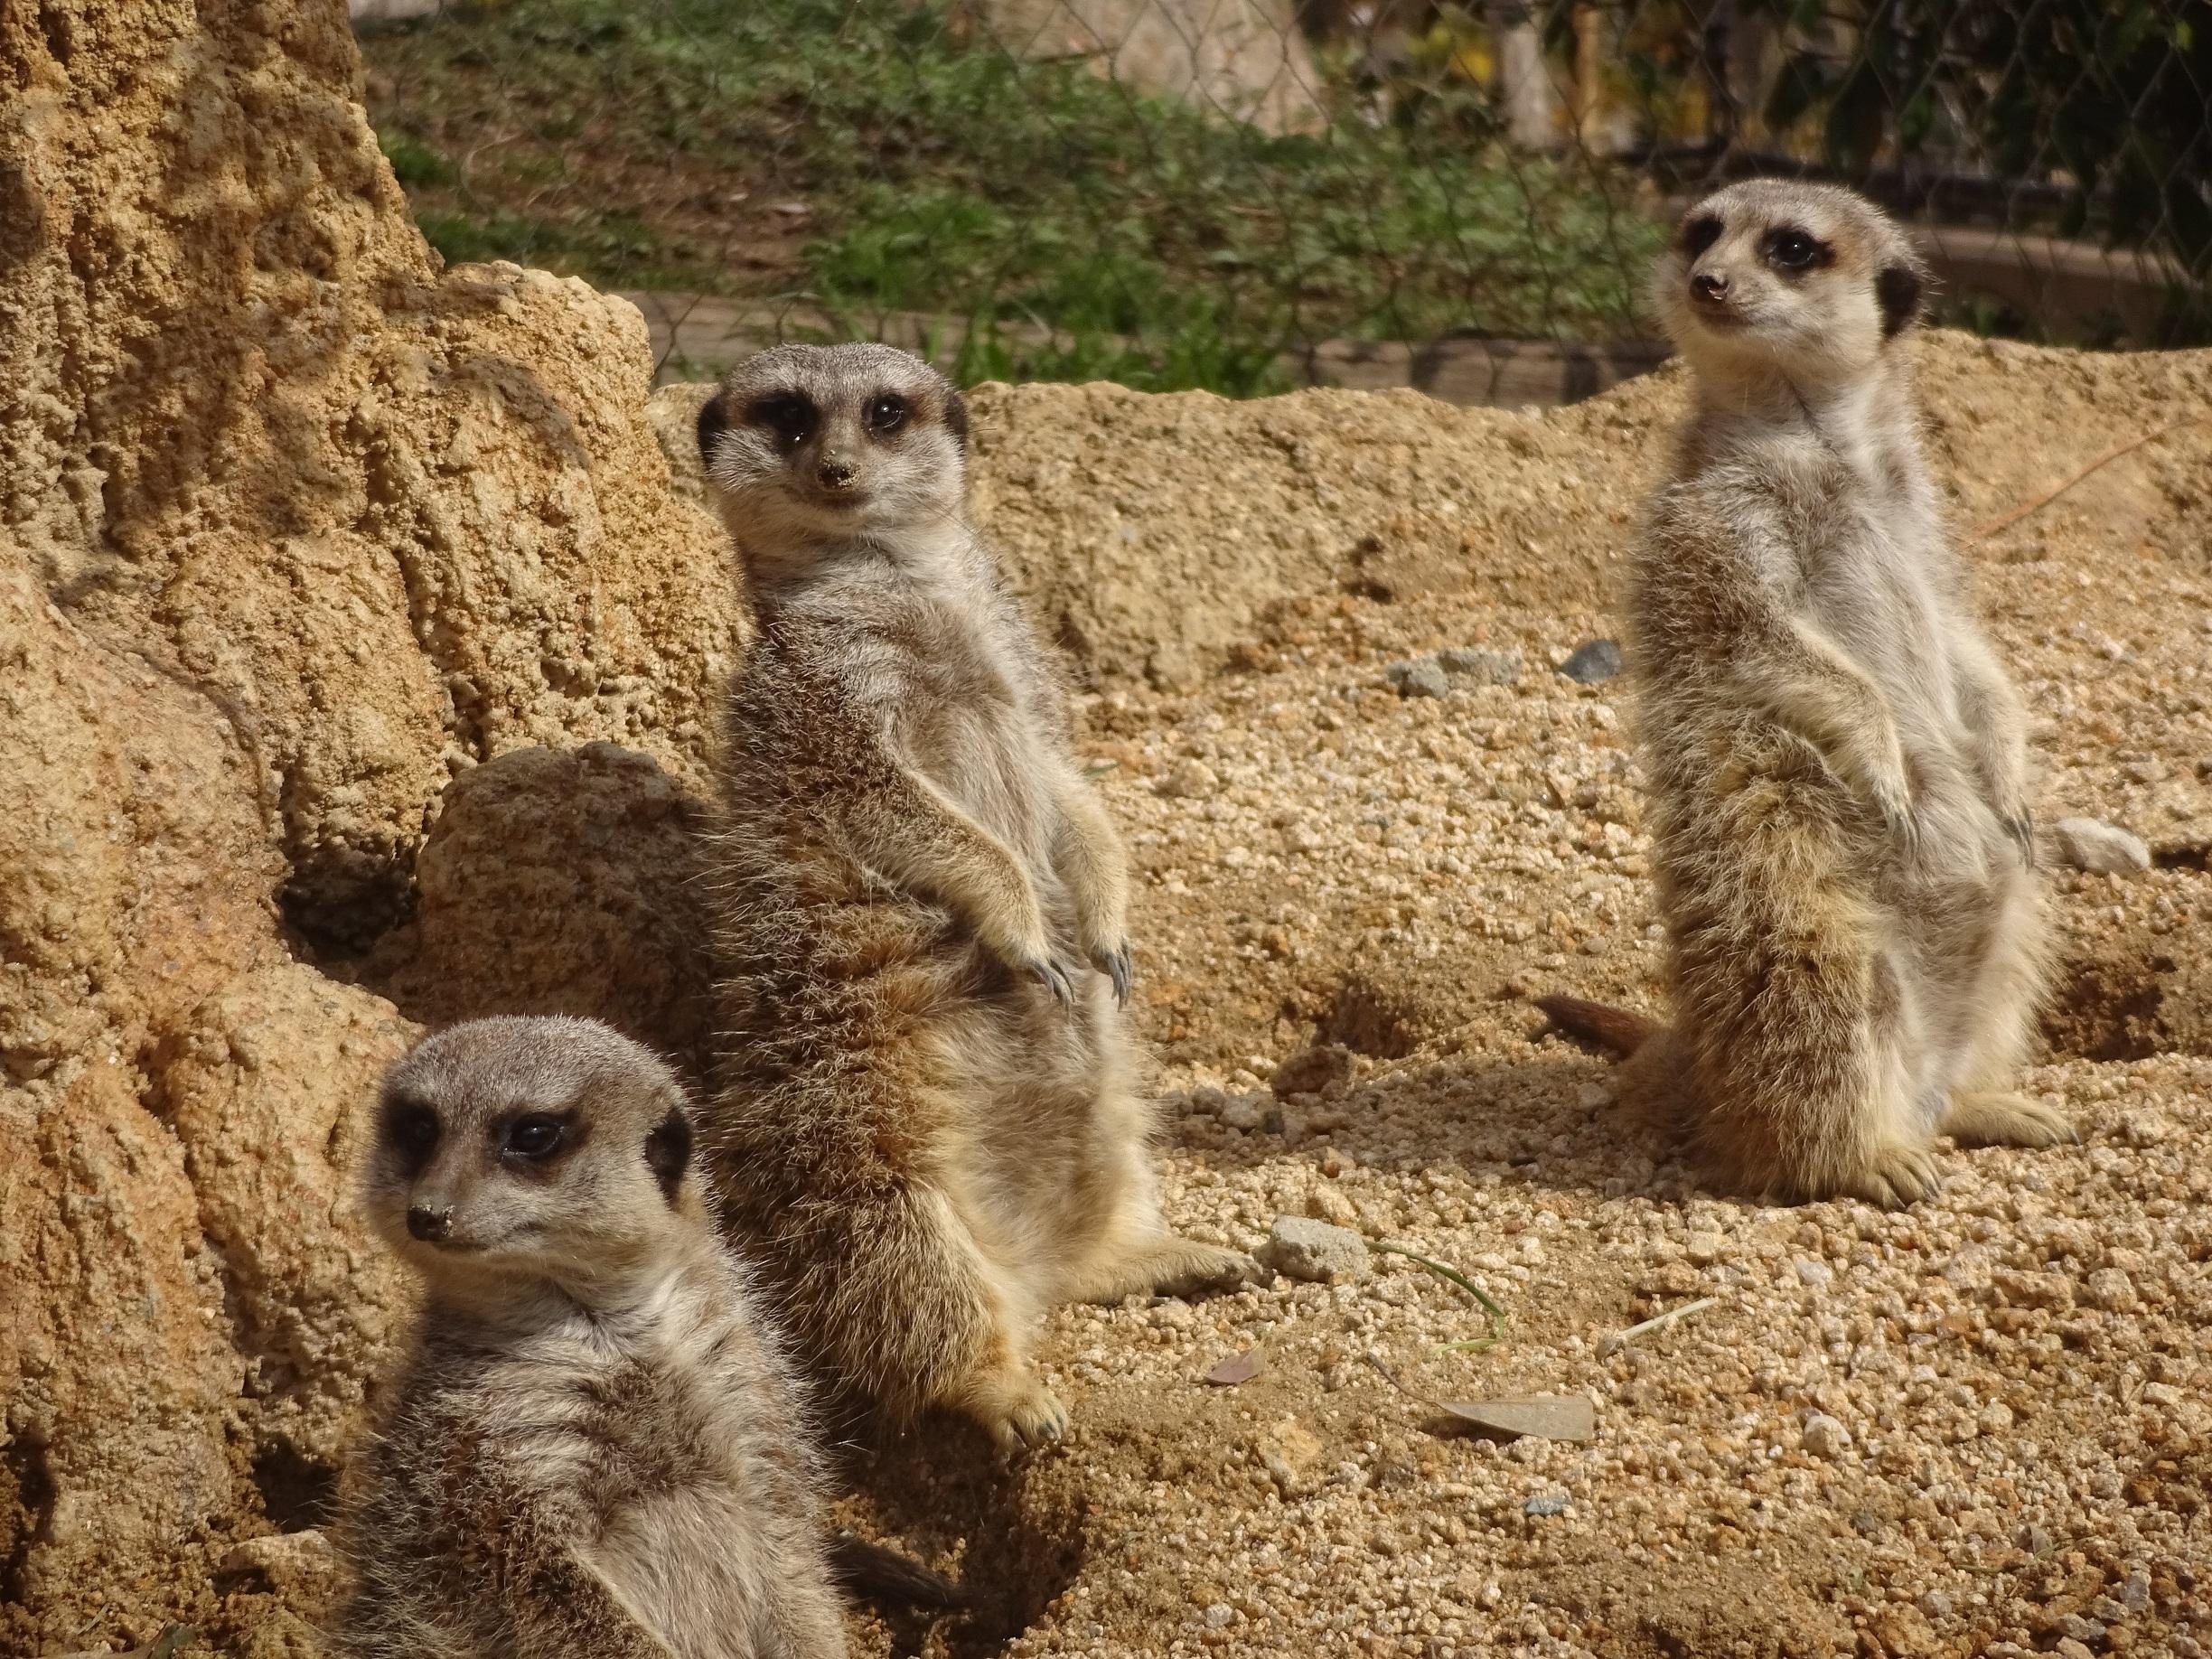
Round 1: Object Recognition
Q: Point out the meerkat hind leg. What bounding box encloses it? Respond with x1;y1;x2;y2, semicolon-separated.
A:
1942;1091;2076;1148
1064;1234;1257;1307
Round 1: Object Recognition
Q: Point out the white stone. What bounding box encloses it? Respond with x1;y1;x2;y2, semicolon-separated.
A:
2050;816;2151;874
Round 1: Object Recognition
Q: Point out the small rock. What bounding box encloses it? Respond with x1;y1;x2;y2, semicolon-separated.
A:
1218;1095;1265;1131
1558;639;1624;683
1802;1413;1851;1458
1385;657;1450;698
219;1528;342;1600
1157;757;1220;799
1270;1044;1354;1100
1261;1214;1370;1282
2117;1111;2172;1147
1794;1256;1834;1289
1305;1180;1358;1226
2050;816;2150;874
1523;1490;1570;1517
2118;1570;2151;1613
2054;1642;2095;1659
1437;646;1523;685
1684;1232;1724;1267
1977;1401;2017;1437
1992;1269;2074;1311
1258;1415;1326;1496
2084;1268;2139;1313
2057;1614;2108;1645
1919;1590;1954;1621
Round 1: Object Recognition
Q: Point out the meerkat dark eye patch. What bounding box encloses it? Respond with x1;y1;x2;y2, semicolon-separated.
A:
695;395;728;467
864;392;909;436
1876;263;1925;338
644;1108;692;1204
745;391;819;452
380;1095;441;1176
500;1111;575;1163
1682;214;1723;258
1762;228;1831;273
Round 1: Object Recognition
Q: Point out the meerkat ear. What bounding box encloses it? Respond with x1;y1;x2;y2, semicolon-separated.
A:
696;393;729;469
644;1106;693;1204
1876;264;1925;339
942;386;969;452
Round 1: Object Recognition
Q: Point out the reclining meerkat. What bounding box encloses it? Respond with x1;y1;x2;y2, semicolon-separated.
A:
331;1016;955;1659
1540;180;2071;1205
694;342;1251;1451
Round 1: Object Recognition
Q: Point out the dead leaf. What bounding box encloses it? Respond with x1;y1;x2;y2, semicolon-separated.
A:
1429;1395;1594;1442
1204;1347;1265;1386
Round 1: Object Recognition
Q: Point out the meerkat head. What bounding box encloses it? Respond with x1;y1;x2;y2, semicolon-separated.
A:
1653;180;1928;388
364;1017;703;1302
695;342;970;576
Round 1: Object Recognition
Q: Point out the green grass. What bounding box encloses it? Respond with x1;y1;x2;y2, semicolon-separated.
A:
359;0;1664;394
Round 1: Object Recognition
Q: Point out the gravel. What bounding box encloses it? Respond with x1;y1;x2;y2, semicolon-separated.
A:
828;341;2212;1659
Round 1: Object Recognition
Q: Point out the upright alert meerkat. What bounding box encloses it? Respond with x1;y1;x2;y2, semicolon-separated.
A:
333;1017;951;1659
1541;181;2070;1205
695;343;1250;1450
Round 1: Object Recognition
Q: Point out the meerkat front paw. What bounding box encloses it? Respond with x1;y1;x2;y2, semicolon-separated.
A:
970;1372;1068;1454
1838;1141;1943;1207
1944;1091;2076;1148
1025;956;1080;1006
1089;938;1133;1008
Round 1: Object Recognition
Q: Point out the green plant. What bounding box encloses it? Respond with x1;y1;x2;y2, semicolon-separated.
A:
359;0;1662;395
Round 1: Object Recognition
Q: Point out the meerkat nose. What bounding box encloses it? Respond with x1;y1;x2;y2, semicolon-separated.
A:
407;1204;454;1242
817;458;856;490
1691;272;1729;303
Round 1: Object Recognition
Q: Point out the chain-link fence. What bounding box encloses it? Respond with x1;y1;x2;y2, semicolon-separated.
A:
355;0;2212;399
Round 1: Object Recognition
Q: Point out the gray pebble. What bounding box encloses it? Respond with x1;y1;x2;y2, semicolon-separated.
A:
1437;647;1523;685
1523;1490;1570;1517
1384;658;1449;698
2050;815;2150;875
1558;639;1624;683
1261;1214;1370;1282
1802;1413;1851;1458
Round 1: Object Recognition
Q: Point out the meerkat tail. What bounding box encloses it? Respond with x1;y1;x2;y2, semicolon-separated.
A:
826;1534;969;1611
1534;995;1660;1057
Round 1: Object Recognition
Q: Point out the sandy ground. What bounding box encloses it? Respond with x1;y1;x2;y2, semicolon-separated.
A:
811;389;2212;1658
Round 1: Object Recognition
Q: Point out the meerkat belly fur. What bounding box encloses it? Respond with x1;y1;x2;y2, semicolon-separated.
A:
1543;181;2070;1204
694;343;1249;1450
333;1017;870;1659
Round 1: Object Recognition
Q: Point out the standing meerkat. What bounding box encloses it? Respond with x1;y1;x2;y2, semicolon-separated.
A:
694;343;1251;1450
332;1016;953;1659
1540;180;2071;1205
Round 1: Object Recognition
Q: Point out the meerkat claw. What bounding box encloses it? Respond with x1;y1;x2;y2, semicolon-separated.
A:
1028;958;1076;1007
2004;812;2036;865
1093;940;1133;1008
